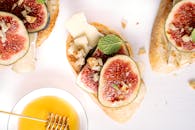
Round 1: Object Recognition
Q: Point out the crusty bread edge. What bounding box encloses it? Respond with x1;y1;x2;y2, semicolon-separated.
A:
36;0;59;47
66;22;146;123
149;0;195;73
149;0;176;73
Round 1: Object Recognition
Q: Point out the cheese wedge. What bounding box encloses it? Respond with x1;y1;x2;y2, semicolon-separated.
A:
74;36;89;53
65;12;102;48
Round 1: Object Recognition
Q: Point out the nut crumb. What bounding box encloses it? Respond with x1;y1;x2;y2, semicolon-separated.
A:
87;57;103;71
121;18;127;29
189;80;195;90
138;47;146;55
25;15;37;23
173;73;177;76
93;73;99;82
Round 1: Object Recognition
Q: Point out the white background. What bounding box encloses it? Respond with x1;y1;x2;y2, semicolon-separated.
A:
0;0;195;130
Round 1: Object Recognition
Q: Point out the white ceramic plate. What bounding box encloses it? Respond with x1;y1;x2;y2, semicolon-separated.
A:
7;88;88;130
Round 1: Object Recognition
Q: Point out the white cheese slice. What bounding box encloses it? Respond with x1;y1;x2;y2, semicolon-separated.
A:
65;12;87;38
74;35;89;52
65;12;103;47
84;24;103;47
67;42;76;55
167;44;193;67
12;33;37;73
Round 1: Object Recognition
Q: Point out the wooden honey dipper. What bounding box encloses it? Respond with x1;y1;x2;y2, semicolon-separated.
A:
0;110;70;130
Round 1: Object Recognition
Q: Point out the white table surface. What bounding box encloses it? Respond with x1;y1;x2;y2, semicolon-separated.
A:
0;0;195;130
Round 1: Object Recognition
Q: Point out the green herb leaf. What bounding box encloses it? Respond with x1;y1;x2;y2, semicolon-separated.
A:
112;84;120;91
97;34;124;55
191;29;195;43
36;0;46;4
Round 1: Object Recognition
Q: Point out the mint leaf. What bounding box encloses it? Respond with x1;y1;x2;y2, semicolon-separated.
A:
98;34;124;55
36;0;46;4
191;29;195;43
112;84;120;91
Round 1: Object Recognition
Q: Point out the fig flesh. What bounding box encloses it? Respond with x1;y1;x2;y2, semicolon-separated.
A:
165;0;195;52
0;11;29;65
98;55;141;108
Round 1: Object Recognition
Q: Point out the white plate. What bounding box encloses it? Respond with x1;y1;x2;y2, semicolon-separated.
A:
7;88;88;130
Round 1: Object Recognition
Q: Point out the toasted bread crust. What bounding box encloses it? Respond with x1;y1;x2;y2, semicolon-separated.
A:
149;0;195;73
36;0;59;47
66;22;145;122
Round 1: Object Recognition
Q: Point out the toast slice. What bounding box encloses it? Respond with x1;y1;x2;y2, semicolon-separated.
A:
149;0;195;73
66;22;146;123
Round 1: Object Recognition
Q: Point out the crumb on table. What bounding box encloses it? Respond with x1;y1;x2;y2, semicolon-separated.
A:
189;80;195;90
138;47;146;55
121;18;128;29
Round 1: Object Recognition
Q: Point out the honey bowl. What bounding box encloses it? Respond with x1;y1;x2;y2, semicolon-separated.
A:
7;88;88;130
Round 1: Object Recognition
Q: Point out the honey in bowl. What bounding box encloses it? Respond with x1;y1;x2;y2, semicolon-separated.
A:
18;96;79;130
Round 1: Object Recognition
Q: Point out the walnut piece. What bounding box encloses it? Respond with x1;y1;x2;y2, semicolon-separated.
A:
87;57;103;71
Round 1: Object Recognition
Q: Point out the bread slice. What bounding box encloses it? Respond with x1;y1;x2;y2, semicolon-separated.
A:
36;0;59;47
149;0;195;73
66;22;146;123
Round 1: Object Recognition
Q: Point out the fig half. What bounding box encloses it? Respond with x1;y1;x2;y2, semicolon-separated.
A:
0;11;29;65
98;55;141;108
165;0;195;52
0;0;49;32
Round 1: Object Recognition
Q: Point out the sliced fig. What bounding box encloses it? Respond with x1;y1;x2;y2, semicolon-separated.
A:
77;44;129;94
0;11;29;65
165;0;195;52
98;55;141;108
0;0;49;32
77;64;100;93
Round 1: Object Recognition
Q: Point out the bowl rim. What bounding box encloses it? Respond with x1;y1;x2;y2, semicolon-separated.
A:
7;87;88;130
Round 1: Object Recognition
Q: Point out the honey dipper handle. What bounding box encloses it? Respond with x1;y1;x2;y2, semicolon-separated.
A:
0;110;47;123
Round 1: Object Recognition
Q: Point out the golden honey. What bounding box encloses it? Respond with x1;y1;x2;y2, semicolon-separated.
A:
18;96;79;130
